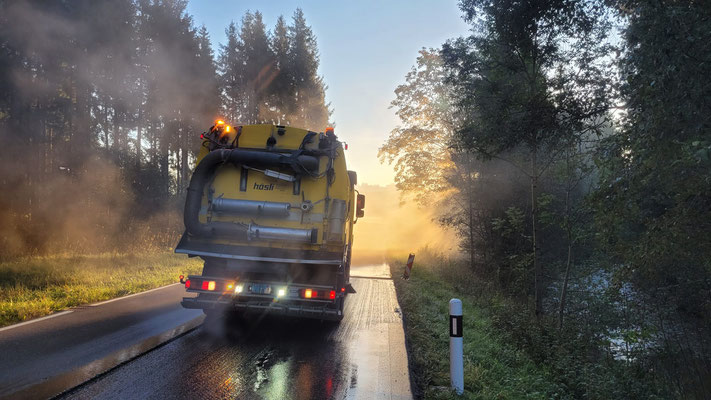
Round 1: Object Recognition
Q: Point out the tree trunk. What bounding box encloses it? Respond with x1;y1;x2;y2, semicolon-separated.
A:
469;193;475;271
559;148;573;329
559;243;572;329
531;147;542;317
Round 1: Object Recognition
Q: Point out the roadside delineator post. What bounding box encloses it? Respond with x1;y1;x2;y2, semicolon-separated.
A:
403;253;415;279
449;298;464;395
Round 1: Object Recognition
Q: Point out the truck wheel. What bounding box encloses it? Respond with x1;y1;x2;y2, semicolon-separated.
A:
332;297;345;323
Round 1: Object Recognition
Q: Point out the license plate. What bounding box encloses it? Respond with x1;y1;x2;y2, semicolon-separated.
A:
249;284;272;295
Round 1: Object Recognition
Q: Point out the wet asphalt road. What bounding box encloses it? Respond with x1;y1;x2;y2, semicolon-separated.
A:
60;264;411;400
0;284;202;399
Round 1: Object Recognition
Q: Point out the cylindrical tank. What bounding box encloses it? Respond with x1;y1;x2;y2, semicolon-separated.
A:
211;198;291;217
247;224;317;243
327;199;347;242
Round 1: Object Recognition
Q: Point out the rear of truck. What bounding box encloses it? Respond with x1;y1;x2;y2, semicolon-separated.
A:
175;122;364;321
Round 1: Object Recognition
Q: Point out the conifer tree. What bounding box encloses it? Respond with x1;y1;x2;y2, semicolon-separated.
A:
288;8;330;130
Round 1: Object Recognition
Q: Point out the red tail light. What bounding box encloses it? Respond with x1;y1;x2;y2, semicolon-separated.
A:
201;281;209;290
299;288;337;300
185;279;191;289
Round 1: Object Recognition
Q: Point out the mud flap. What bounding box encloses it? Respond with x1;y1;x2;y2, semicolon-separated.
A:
346;283;356;294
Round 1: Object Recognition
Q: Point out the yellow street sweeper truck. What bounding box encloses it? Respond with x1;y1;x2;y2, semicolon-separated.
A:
175;121;364;321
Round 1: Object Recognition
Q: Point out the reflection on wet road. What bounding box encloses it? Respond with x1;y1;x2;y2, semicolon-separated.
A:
61;264;411;399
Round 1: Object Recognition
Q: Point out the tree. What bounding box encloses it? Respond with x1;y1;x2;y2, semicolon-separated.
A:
288;8;330;130
594;2;711;394
263;15;294;124
442;0;613;316
238;11;275;123
218;22;243;124
379;49;456;203
217;9;330;129
380;48;497;268
0;0;224;256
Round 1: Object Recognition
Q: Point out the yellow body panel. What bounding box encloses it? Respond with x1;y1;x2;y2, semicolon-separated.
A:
194;124;355;254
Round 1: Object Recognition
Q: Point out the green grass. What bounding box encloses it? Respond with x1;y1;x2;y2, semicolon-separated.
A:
390;259;563;399
0;252;203;327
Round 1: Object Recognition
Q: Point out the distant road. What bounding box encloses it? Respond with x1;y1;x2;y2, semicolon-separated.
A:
0;284;202;399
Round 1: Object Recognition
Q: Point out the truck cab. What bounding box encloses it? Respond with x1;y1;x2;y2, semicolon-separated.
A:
175;122;364;321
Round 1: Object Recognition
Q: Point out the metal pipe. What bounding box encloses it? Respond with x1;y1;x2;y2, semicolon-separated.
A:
212;198;291;217
247;224;317;243
184;148;319;237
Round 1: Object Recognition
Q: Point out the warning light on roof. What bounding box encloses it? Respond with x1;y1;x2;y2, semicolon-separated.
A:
216;120;225;125
325;127;334;134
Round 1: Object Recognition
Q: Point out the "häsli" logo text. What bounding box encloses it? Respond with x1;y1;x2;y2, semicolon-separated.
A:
253;182;275;191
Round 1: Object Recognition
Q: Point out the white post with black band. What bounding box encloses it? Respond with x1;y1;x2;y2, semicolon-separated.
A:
449;298;464;395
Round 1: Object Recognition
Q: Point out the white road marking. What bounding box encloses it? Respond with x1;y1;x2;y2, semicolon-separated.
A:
90;283;181;306
0;310;73;332
0;283;182;333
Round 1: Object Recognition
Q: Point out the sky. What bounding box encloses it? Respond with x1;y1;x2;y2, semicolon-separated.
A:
186;0;470;186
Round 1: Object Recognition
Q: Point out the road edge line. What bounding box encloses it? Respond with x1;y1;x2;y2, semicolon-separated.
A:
0;310;74;333
89;283;181;306
0;283;182;331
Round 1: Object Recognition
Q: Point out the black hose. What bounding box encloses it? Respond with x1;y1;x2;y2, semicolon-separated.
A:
184;148;320;237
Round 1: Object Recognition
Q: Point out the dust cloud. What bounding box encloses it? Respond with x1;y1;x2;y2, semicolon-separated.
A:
351;184;458;265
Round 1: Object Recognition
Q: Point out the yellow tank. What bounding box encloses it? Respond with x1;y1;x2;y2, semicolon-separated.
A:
175;122;365;321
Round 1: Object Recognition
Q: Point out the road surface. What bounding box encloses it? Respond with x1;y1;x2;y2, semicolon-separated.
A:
0;284;203;399
1;263;412;399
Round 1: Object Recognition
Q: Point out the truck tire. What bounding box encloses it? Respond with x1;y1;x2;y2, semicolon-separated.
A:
330;296;345;323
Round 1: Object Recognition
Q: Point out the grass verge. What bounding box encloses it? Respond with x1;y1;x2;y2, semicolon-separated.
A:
390;258;562;399
0;252;202;327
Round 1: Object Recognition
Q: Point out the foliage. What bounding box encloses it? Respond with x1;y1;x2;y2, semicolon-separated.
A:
378;49;457;203
0;252;202;327
386;0;711;397
0;2;331;257
392;256;670;399
441;0;614;315
389;258;564;400
219;8;330;130
592;1;711;396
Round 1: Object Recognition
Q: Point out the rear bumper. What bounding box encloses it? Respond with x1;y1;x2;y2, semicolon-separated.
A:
182;296;342;321
174;233;343;265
